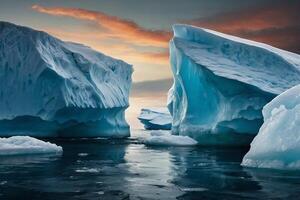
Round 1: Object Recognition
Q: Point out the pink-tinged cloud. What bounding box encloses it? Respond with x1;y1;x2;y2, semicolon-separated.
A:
45;27;169;65
32;5;171;48
187;1;300;53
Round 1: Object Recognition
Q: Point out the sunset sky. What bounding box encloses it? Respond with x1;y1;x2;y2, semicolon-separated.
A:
1;0;299;128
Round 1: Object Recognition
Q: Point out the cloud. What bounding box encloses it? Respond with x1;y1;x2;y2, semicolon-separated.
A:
32;4;171;48
45;27;169;65
186;0;300;53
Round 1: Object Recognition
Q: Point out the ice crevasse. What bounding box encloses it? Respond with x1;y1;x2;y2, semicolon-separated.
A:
0;22;133;137
168;24;300;145
242;84;300;169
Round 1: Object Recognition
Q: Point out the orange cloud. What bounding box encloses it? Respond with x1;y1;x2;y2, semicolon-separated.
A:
32;4;171;48
187;1;300;53
45;27;169;65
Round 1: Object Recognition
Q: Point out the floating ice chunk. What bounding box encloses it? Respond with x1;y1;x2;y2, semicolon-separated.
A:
242;85;300;169
138;107;172;130
144;131;198;146
0;181;7;185
95;191;105;195
75;167;101;173
0;136;62;156
148;130;170;136
180;187;208;192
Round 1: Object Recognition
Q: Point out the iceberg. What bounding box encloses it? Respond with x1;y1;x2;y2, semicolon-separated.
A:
138;107;172;130
144;131;197;146
0;22;133;137
168;24;300;145
242;85;300;169
0;136;62;156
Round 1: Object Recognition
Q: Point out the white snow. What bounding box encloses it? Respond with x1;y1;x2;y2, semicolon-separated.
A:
138;107;172;130
168;24;300;145
0;136;62;156
0;22;132;137
144;131;198;146
172;24;300;95
242;85;300;170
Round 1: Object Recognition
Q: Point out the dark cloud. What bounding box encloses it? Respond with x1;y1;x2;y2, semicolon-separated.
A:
186;0;300;53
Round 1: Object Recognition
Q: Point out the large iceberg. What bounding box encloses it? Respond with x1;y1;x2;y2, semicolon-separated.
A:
138;107;172;130
168;24;300;145
0;22;133;137
0;136;62;156
242;85;300;169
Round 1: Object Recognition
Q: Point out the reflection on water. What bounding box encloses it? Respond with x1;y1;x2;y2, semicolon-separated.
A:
124;144;183;199
243;168;300;199
1;134;300;200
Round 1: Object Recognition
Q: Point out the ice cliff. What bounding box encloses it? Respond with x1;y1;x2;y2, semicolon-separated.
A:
242;85;300;169
168;24;300;145
138;107;172;130
0;22;133;137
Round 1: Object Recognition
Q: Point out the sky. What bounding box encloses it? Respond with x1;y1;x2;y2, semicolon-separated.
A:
0;0;299;128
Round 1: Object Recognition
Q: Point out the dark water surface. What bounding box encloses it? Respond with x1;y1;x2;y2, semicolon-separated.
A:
1;134;300;200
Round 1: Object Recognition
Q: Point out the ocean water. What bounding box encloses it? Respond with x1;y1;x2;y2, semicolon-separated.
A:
1;131;300;200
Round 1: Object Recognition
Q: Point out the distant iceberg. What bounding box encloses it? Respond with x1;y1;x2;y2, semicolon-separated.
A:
0;22;133;137
138;107;172;130
0;136;62;156
168;24;300;145
242;85;300;169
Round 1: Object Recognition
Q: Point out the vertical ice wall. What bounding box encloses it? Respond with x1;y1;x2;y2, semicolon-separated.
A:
168;24;300;145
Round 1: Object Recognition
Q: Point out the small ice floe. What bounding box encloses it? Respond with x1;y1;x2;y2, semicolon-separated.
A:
0;181;7;185
180;187;208;192
0;136;62;156
95;191;104;195
144;131;198;146
75;167;101;173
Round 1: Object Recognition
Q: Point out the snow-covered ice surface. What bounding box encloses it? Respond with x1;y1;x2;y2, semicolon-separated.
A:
0;136;62;156
168;24;300;145
144;131;198;146
242;85;300;169
0;22;133;137
138;107;172;130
